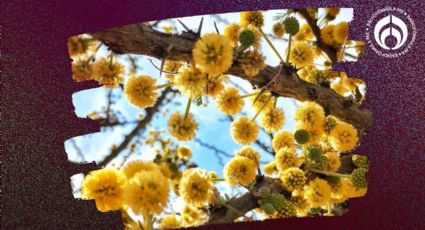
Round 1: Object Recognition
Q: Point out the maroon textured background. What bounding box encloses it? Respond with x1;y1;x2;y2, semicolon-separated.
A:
2;0;425;229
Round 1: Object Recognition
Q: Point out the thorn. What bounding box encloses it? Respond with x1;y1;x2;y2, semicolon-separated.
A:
214;21;220;34
197;17;204;36
159;59;165;78
177;19;191;32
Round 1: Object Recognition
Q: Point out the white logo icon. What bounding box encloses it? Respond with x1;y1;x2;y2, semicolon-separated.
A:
366;7;416;58
374;14;408;50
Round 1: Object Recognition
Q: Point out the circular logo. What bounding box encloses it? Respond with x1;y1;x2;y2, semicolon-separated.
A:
366;7;416;58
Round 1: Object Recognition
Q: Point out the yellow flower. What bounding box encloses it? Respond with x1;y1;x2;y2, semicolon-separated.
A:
293;24;314;41
164;60;182;73
295;101;325;133
124;170;169;214
240;49;266;77
205;75;225;97
343;178;367;198
124;75;158;108
355;41;365;55
179;169;214;206
177;145;192;160
288;41;314;68
326;8;341;18
224;157;257;186
249;90;275;112
68;36;94;56
328;121;358;152
215;87;244;115
174;66;207;98
192;33;233;75
272;131;295;152
260;107;285;133
122;160;160;179
272;23;284;38
223;23;241;46
264;161;277;175
280;167;306;192
275;147;299;171
82;168;127;212
304;177;332;207
159;214;180;229
162;26;174;34
181;205;205;226
320;25;335;46
290;190;310;217
92;57;125;88
240;11;264;28
167;112;198;141
325;151;341;172
230;116;259;145
72;58;93;82
333;22;349;44
235;146;260;164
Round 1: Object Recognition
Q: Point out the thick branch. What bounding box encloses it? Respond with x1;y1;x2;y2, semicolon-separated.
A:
92;24;372;136
297;9;337;63
97;88;171;168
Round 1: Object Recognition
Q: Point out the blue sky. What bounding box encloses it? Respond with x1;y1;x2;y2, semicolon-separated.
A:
66;8;354;200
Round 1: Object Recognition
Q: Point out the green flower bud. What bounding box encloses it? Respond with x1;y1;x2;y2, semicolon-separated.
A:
307;147;321;161
261;202;276;215
351;168;368;188
352;155;369;168
294;129;310;144
278;201;297;218
283;16;299;36
263;193;286;211
239;29;255;47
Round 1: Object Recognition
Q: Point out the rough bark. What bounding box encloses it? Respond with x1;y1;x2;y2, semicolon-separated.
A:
92;24;372;136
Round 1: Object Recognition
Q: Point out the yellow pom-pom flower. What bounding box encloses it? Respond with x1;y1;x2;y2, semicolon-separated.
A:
68;36;94;56
240;49;266;77
272;23;284;38
124;170;170;214
224;157;257;186
205;75;225;97
240;11;264;28
230;116;259;145
260;107;285;133
167;112;198;141
177;145;192;160
326;8;341;18
181;205;205;226
122;160;160;178
192;33;233;75
249;90;276;112
295;101;325;136
272;131;295;152
223;23;241;46
288;41;314;68
333;22;349;44
82;168;127;212
179;169;214;206
215;87;244;115
92;57;125;88
280;167;306;192
174;66;207;98
320;25;335;46
303;177;332;207
159;214;181;229
275;147;299;171
72;58;93;82
293;24;314;41
325;151;341;172
235;146;260;164
124;75;158;108
328;121;358;152
264;161;278;175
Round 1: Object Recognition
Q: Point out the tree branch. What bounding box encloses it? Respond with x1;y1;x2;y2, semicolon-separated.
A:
91;23;372;136
97;88;172;168
297;9;337;63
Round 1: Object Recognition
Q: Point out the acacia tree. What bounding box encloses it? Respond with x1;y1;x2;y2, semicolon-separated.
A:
69;8;372;230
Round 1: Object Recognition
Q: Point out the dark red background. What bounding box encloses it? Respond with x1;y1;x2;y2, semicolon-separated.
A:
2;0;425;229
